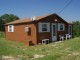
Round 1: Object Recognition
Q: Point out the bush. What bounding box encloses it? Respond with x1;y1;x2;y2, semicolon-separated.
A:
0;32;5;38
73;21;80;37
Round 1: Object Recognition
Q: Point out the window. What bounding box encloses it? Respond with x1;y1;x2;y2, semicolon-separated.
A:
42;24;47;31
38;22;50;32
60;24;64;31
25;27;29;32
8;25;14;32
58;23;65;31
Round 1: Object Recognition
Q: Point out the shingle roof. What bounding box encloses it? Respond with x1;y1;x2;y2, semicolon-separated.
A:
5;14;71;25
5;14;49;25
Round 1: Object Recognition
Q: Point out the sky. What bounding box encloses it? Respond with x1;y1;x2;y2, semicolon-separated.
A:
0;0;80;22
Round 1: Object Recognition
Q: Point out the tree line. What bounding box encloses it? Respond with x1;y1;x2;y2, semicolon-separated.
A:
0;14;19;31
73;21;80;37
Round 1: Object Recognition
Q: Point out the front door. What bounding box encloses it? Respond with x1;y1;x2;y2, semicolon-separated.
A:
52;23;57;41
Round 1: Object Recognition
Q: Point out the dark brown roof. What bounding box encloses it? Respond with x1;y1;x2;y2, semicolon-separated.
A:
5;14;69;25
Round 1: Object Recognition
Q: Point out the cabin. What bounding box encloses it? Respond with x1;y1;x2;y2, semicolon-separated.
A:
5;14;73;46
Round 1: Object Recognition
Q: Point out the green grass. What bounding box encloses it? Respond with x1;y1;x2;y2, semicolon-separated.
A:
0;32;5;38
0;33;80;60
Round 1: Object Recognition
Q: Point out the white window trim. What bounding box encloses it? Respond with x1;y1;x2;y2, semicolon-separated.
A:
25;27;29;32
8;25;14;32
38;22;50;32
58;23;65;31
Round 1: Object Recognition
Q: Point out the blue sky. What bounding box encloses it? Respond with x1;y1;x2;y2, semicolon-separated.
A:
0;0;80;22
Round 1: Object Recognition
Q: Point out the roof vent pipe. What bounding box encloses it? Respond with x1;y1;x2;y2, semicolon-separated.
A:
31;16;36;21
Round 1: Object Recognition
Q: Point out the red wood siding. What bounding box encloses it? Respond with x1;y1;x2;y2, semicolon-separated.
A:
5;23;37;45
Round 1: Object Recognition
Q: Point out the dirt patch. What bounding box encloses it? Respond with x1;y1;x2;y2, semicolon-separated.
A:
33;54;45;59
72;52;80;56
2;56;15;60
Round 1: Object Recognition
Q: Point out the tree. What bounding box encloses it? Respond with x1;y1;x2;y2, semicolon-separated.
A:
73;21;80;37
0;14;19;31
0;14;19;23
0;18;4;31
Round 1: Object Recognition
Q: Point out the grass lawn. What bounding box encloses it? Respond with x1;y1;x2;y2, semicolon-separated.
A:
0;33;80;60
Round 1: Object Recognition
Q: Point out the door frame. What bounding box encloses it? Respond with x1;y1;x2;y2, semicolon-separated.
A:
51;23;57;42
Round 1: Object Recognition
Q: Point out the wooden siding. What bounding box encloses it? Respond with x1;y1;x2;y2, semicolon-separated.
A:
5;14;72;46
5;23;37;45
37;15;68;44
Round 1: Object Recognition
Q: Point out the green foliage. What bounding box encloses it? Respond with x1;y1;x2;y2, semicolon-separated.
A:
73;21;80;37
0;19;4;31
0;35;80;60
0;14;19;31
0;14;19;23
0;32;5;38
